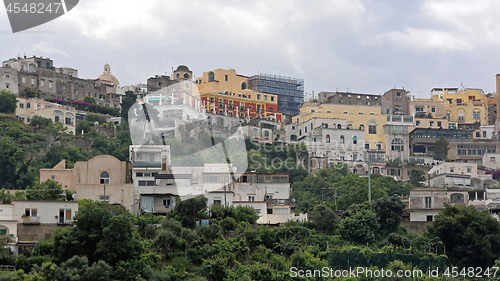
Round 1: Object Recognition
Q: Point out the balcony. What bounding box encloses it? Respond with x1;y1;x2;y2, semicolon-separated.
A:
133;161;161;168
267;199;290;207
154;205;172;214
58;219;73;225
22;216;40;224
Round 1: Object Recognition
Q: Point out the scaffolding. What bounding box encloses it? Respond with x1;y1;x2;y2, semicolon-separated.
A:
249;73;304;116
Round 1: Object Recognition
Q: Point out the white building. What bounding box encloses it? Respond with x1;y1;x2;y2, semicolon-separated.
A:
408;189;468;222
428;162;497;189
0;67;18;95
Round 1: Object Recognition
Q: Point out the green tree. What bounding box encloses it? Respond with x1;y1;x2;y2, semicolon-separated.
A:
29;116;52;129
121;91;137;123
428;204;500;268
433;136;450;160
308;204;337;234
409;169;426;187
0;90;17;114
26;179;64;201
339;208;380;244
83;96;96;105
22;87;38;98
85;114;106;125
169;196;208;228
181;228;199;259
371;196;406;234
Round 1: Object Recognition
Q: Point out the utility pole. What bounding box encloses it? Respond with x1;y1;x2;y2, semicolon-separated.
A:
367;154;372;202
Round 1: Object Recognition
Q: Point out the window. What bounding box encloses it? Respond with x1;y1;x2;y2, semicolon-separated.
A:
40;80;44;87
25;208;38;217
431;107;435;112
391;138;404;151
416;121;420;126
456;99;462;105
267;209;273;214
416;106;424;112
208;71;214;82
264;95;267;101
225;75;228;81
437;121;442;127
491;157;496;162
318;162;322;169
326;134;330;143
340;135;345;144
49;81;53;88
19;103;24;109
257;94;261;100
467;167;472;173
397;92;401;98
425;197;431;208
426;215;433;222
343;111;348;114
353;136;357;144
368;121;377;134
248;196;255;201
450;168;454;173
271;96;274;101
150;154;155;162
327;110;331;113
370;112;375;115
376;143;382;150
358;112;364;115
337;124;341;129
446;111;450;120
136;172;143;177
100;195;109;203
473;111;480;120
429;121;434;127
100;171;110;184
22;77;25;83
365;144;370;149
459;111;464;122
31;78;35;85
241;82;247;90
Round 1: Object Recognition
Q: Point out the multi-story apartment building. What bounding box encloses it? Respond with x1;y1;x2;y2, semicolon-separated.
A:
429;87;490;126
3;56;123;108
146;65;193;92
318;88;410;115
16;97;77;134
0;200;79;244
428;162;497;189
241;116;285;145
39;156;134;210
293;102;387;152
249;73;304;117
196;68;283;122
0;67;18;95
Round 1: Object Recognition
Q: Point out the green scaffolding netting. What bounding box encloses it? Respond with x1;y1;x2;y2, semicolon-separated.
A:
327;253;446;271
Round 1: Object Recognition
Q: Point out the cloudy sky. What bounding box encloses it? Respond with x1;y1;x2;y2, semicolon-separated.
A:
1;0;500;99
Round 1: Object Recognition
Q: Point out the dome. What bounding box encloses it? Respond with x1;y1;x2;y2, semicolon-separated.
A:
98;63;120;87
175;65;190;72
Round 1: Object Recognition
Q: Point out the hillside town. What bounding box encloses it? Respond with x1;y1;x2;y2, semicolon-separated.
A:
1;55;500;279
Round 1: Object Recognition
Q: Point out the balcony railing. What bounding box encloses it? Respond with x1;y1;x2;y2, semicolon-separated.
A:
22;216;40;224
267;199;290;206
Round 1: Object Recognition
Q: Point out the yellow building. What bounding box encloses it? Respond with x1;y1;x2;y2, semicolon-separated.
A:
16;97;77;134
429;88;489;125
197;68;282;122
294;102;387;151
196;68;250;94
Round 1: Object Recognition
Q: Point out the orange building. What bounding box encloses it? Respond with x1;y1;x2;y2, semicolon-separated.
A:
197;68;282;122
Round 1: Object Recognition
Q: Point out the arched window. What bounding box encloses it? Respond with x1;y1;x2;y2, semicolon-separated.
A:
473;110;480;120
290;135;297;142
340;135;345;144
368;121;377;134
324;123;328;128
176;73;180;79
353;136;357;144
208;71;215;82
458;110;464;122
337;124;341;129
53;110;63;123
445;111;451;120
391;138;404;151
100;171;109;184
326;134;330;143
450;193;464;204
241;82;247;90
